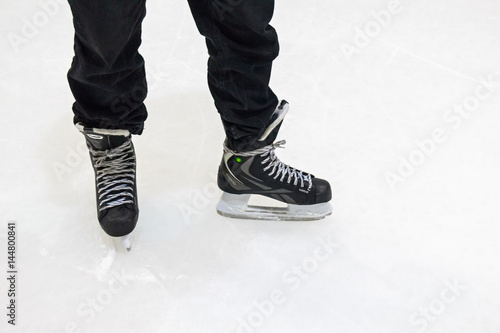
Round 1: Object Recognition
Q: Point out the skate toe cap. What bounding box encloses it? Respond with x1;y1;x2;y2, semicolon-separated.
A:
313;178;332;203
99;204;138;237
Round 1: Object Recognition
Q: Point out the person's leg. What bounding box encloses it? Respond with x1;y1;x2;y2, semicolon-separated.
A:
188;0;332;220
67;0;146;244
188;0;280;152
67;0;148;134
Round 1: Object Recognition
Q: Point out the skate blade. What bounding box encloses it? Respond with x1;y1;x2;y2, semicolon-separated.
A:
216;193;332;221
112;235;132;252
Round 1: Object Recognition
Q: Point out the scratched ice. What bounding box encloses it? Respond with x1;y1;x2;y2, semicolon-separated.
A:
1;0;500;332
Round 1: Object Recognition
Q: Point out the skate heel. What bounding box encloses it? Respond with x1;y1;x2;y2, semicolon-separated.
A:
216;193;251;217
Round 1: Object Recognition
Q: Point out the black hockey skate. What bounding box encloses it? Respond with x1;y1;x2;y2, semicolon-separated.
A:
216;101;332;221
76;123;138;250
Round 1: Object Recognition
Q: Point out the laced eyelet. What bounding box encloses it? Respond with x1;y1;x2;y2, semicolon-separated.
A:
224;140;312;191
88;140;136;211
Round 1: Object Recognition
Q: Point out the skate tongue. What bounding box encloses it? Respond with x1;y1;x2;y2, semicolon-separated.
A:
258;100;289;143
76;123;130;150
86;133;129;150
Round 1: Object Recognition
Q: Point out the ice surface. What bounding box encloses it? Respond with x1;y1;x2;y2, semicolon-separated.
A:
1;0;500;332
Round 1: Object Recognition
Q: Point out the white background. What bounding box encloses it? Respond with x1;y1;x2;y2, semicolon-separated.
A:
1;0;500;332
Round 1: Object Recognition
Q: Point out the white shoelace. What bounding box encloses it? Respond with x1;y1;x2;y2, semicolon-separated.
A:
225;140;313;190
89;140;136;211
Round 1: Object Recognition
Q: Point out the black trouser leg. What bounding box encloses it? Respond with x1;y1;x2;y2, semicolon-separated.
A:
67;0;147;134
188;0;280;151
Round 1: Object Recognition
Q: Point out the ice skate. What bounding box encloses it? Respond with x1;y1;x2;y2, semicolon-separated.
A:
216;101;332;221
77;123;138;249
